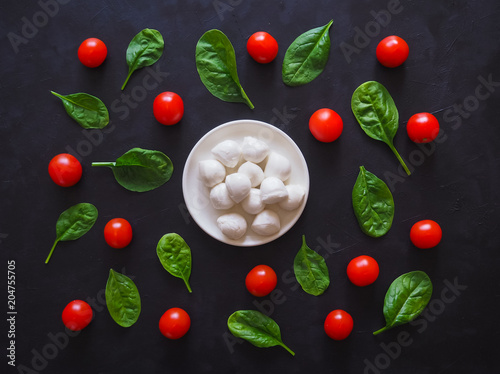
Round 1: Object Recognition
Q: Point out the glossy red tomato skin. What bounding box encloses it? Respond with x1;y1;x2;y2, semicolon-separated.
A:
153;92;184;126
410;220;442;249
309;108;343;143
245;265;278;297
104;218;133;249
78;38;107;68
159;308;191;339
48;153;83;187
406;112;440;143
376;35;409;68
247;31;279;63
62;300;93;331
324;310;354;340
346;255;380;287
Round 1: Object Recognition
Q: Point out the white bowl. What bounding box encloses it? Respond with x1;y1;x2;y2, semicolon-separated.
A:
182;119;309;246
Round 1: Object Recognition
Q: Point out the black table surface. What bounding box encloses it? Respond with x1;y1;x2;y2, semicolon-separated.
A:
2;1;500;373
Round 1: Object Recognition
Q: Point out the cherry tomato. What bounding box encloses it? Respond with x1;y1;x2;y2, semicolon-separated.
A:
48;153;82;187
406;112;440;143
153;92;184;126
309;108;343;143
62;300;93;331
246;31;279;64
324;309;353;340
159;307;191;339
410;219;442;249
104;218;133;249
376;35;409;68
347;255;379;287
245;265;277;297
78;38;107;68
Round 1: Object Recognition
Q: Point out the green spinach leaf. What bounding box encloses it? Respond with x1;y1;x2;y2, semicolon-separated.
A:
156;233;192;293
92;148;173;192
51;91;109;129
122;28;164;90
373;271;433;335
351;81;411;175
195;29;254;109
45;203;98;264
105;269;141;328
352;166;394;238
293;235;330;296
227;310;295;356
282;20;333;86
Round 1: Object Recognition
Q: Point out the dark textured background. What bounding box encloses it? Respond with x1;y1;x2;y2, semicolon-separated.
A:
1;0;500;373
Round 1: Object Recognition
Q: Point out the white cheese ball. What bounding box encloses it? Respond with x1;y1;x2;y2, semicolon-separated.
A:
238;161;264;187
279;185;306;211
217;213;247;240
241;136;269;163
260;177;288;204
210;183;235;210
198;159;226;187
211;140;241;168
241;188;265;215
264;152;291;181
225;173;251;203
251;210;281;236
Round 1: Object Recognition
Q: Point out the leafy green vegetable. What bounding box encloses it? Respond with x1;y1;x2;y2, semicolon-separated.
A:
195;29;254;109
45;203;98;264
105;269;141;328
293;235;330;296
351;81;411;175
122;28;164;90
227;310;295;356
373;271;433;335
51;91;109;129
92;148;173;192
156;233;192;293
282;20;333;86
352;166;394;238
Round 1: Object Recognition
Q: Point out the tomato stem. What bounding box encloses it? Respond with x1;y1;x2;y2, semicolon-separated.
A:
45;239;60;264
388;144;411;176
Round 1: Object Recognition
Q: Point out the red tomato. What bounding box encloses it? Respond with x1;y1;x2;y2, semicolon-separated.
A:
104;218;133;249
153;92;184;125
309;108;343;143
245;265;277;297
410;220;442;249
324;310;353;340
48;153;82;187
376;35;409;68
406;112;440;143
62;300;93;331
346;255;379;287
247;31;279;63
159;308;191;339
78;38;107;68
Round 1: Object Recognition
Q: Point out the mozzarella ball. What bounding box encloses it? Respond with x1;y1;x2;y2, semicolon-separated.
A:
211;140;241;168
251;210;281;236
238;161;264;187
217;213;247;240
225;173;251;203
241;136;269;163
279;185;306;211
241;188;265;215
260;177;288;204
198;159;226;187
210;183;235;210
264;152;291;181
